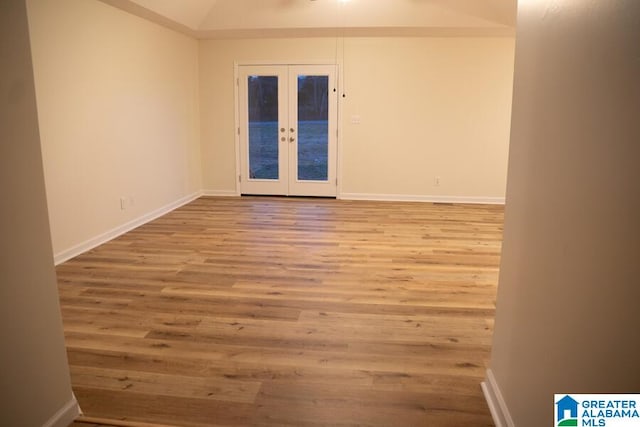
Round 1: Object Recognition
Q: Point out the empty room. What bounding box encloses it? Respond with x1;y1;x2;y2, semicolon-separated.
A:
1;0;638;427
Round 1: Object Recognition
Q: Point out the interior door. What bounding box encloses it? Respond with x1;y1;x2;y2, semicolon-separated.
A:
239;65;337;197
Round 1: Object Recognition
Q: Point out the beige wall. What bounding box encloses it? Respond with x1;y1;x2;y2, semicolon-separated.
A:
199;37;515;200
27;0;202;259
0;0;77;425
486;0;640;425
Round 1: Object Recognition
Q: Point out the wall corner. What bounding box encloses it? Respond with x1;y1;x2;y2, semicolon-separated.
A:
481;369;515;427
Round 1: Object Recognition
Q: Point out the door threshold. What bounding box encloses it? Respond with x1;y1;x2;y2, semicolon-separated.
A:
241;194;336;200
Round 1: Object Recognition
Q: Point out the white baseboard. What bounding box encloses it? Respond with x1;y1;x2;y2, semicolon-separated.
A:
52;190;501;265
53;192;202;265
339;192;505;205
42;393;80;427
199;191;504;204
201;189;239;197
482;369;515;427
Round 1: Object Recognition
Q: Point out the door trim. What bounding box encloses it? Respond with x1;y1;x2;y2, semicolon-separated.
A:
233;61;341;197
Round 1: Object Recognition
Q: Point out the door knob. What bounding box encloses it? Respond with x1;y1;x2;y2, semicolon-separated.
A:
289;137;295;143
281;137;286;142
280;128;286;133
290;128;295;133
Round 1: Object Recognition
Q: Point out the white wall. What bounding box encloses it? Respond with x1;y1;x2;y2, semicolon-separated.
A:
27;0;202;261
485;0;640;425
199;37;515;201
0;1;78;426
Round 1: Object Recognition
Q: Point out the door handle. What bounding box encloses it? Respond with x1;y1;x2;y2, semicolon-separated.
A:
290;128;295;133
289;137;295;143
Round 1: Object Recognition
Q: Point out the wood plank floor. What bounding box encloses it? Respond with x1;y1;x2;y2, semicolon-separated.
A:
58;196;503;427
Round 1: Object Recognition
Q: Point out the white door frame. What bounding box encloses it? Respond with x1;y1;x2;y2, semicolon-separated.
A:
233;61;341;197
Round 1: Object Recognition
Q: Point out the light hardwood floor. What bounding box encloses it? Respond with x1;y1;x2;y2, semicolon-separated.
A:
59;196;503;427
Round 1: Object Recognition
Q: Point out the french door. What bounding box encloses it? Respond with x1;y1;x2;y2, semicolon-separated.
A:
238;65;337;197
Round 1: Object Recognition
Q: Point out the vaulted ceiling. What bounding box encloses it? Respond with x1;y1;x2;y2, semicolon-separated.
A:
99;0;516;38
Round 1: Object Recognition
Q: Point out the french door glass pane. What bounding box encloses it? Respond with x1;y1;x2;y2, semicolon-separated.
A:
248;76;278;180
297;75;329;181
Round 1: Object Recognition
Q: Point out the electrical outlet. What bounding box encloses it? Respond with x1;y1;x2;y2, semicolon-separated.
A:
120;197;127;210
434;176;441;186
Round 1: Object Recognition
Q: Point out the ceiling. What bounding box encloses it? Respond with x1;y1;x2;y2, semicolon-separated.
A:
98;0;516;39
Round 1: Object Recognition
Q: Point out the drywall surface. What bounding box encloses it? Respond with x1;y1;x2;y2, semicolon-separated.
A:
488;0;640;425
199;37;515;200
27;0;202;257
0;0;75;425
